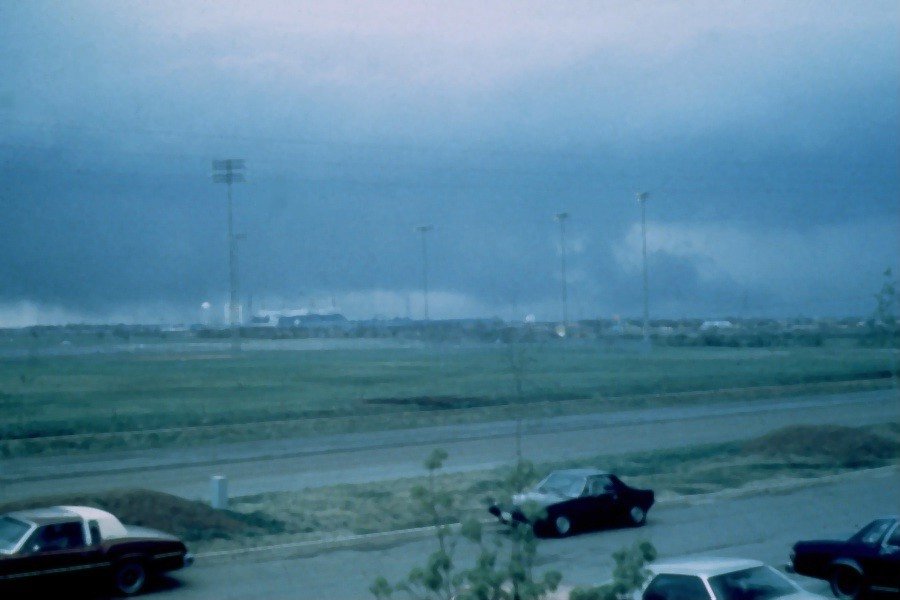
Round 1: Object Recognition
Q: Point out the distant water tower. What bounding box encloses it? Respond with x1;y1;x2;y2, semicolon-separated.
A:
200;301;212;327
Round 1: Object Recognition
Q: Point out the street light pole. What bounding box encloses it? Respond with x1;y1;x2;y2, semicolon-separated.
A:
636;192;650;345
554;212;570;332
415;225;434;320
213;159;245;352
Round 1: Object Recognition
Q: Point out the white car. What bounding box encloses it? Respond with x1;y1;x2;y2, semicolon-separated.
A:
641;557;828;600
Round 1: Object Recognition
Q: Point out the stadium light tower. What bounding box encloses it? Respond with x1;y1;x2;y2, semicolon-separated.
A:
636;192;650;345
213;159;245;352
554;212;570;332
415;225;434;321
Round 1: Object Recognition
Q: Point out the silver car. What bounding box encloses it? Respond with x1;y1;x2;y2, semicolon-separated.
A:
642;557;827;600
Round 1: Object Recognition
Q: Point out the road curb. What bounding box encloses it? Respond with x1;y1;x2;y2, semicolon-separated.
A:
192;465;897;565
195;520;501;563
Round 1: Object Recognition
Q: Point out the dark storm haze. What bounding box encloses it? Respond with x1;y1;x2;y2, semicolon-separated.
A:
0;1;897;326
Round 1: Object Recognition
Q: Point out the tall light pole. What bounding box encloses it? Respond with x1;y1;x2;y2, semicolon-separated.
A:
415;225;434;320
554;212;570;332
213;159;245;352
636;192;650;345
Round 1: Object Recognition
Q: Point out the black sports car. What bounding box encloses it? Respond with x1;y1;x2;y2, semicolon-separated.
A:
789;516;900;599
488;468;654;537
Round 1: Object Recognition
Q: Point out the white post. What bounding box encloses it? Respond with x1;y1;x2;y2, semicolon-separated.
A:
210;475;228;509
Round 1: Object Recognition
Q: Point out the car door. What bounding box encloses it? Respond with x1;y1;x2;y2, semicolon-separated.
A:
581;475;617;527
13;522;105;586
545;477;592;531
867;521;900;591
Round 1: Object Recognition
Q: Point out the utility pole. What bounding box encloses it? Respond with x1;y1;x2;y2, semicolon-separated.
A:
213;159;245;352
415;225;434;320
554;212;570;333
636;192;650;346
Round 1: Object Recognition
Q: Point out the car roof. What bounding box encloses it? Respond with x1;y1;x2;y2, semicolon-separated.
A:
548;468;610;477
6;506;80;526
3;506;128;539
59;505;128;538
60;505;115;523
650;557;764;578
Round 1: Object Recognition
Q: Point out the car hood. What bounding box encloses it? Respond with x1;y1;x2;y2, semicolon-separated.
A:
794;539;847;552
512;491;569;508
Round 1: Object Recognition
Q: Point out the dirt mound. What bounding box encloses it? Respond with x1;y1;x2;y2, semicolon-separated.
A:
743;424;900;467
0;489;284;542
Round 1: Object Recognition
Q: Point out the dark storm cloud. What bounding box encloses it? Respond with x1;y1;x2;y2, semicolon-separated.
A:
0;1;897;324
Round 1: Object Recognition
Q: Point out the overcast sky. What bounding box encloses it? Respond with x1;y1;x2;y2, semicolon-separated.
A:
1;1;897;325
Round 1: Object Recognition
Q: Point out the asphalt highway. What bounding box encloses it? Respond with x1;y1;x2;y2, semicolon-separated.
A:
1;389;896;501
150;468;898;599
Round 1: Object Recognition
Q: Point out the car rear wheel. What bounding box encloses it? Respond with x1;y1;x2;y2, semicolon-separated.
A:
830;565;864;600
553;515;572;536
113;560;148;596
628;505;647;526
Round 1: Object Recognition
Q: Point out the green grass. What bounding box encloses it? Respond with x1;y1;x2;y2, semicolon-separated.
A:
1;339;896;451
3;378;892;459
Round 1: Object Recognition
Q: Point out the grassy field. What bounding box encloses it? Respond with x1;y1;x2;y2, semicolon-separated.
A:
1;339;896;443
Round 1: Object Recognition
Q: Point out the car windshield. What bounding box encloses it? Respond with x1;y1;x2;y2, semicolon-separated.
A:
535;473;586;498
0;516;30;553
849;519;895;544
708;566;798;600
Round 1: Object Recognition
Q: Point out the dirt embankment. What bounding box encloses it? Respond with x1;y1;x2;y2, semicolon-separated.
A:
0;489;285;542
742;423;900;467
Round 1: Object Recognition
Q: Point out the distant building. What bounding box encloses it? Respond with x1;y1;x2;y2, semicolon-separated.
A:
277;313;348;328
249;309;349;330
700;320;734;331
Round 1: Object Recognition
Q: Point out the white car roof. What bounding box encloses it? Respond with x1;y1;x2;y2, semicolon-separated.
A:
650;557;764;578
59;505;128;539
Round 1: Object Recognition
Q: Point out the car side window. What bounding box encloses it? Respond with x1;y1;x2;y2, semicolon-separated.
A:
587;476;615;496
88;520;102;545
31;522;86;552
644;574;711;600
854;520;894;545
886;524;900;548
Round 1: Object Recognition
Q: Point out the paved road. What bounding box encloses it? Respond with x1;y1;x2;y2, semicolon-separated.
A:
149;468;899;599
1;389;896;501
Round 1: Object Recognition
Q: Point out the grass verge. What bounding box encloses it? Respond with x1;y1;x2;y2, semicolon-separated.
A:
4;423;896;552
223;422;899;549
